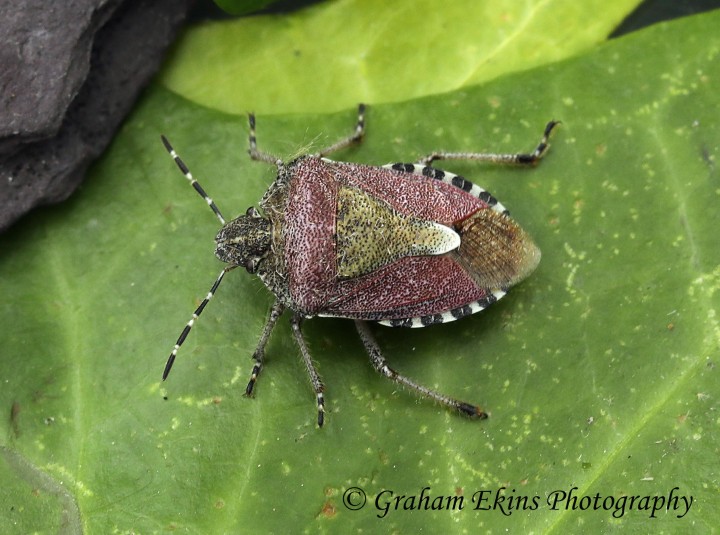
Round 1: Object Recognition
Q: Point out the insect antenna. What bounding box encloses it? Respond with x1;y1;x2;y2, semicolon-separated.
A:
162;265;238;380
160;135;237;380
161;135;227;225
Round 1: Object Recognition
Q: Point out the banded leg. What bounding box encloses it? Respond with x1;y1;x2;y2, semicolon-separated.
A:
355;320;488;419
420;120;560;166
247;104;366;166
247;113;283;166
314;103;366;157
245;301;285;396
163;266;237;380
290;315;327;427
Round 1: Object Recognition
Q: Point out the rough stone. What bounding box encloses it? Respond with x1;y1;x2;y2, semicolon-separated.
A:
0;0;194;231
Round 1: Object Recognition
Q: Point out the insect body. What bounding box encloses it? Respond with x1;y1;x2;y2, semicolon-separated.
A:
161;105;558;426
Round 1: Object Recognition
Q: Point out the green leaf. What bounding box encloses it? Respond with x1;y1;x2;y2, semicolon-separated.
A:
2;6;719;534
160;0;643;114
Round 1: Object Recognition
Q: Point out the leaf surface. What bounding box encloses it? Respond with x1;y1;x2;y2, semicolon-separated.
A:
1;5;718;533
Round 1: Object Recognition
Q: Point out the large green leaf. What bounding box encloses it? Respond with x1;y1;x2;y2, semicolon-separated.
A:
160;0;643;114
2;6;719;534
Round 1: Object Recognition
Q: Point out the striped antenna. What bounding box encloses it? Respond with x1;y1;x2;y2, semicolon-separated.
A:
161;135;226;225
160;135;234;380
162;266;236;380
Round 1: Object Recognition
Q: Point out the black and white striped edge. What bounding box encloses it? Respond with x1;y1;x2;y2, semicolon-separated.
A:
377;289;506;328
379;163;511;326
317;289;506;328
384;162;509;216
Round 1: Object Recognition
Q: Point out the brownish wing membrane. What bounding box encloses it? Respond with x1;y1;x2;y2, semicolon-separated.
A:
453;209;541;290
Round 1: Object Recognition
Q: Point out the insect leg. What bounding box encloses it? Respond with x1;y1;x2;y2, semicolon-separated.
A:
420;120;560;166
247;112;284;166
163;266;237;380
314;103;366;157
290;315;327;427
245;301;285;396
355;320;488;419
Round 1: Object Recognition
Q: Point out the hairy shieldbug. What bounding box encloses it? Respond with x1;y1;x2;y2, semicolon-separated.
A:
161;105;558;426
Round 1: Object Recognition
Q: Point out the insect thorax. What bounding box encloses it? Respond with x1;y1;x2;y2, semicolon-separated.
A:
214;168;294;307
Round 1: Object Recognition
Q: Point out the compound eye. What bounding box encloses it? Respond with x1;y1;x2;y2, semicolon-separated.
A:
245;257;260;274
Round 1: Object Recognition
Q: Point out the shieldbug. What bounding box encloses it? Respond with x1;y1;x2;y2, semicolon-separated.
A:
161;104;558;426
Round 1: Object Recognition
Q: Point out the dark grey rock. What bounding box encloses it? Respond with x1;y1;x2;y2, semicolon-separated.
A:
0;0;194;232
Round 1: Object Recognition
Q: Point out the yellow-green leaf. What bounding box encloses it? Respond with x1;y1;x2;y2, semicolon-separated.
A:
160;0;643;114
